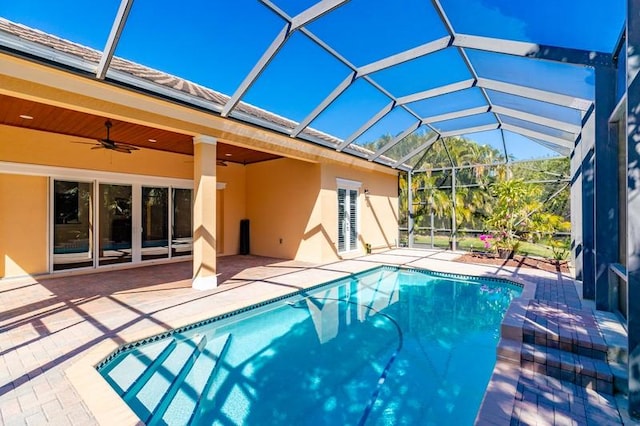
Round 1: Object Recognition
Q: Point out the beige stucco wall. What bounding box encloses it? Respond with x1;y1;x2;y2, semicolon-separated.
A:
0;173;48;278
245;158;399;263
0;125;192;179
245;158;323;262
216;163;247;256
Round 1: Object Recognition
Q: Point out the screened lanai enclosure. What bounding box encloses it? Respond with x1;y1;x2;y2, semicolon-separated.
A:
2;0;640;417
397;144;571;255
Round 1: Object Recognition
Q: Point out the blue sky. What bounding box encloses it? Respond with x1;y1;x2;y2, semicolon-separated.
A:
0;0;626;162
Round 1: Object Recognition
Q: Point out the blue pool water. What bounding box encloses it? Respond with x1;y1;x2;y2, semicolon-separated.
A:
98;266;521;425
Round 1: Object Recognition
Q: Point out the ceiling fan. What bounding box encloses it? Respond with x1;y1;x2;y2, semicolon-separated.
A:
76;120;139;154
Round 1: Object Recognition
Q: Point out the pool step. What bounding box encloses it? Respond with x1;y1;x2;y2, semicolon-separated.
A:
502;300;609;360
519;342;614;394
146;333;210;424
123;334;207;422
151;333;232;426
188;334;234;424
497;339;615;395
101;338;174;395
498;299;623;396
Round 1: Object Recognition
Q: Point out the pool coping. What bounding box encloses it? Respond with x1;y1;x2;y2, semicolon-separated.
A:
65;264;536;426
474;277;538;425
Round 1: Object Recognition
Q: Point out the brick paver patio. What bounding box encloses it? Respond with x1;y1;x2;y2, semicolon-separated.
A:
0;249;630;425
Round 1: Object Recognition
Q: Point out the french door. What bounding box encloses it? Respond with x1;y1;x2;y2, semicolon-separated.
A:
52;179;192;271
338;187;358;253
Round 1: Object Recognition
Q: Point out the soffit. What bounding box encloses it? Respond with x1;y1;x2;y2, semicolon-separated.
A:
0;93;281;164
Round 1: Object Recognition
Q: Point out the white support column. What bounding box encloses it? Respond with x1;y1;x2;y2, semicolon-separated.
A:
192;135;218;290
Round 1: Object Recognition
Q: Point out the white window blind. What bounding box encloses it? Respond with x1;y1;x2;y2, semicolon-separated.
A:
338;188;346;252
337;182;359;253
349;189;357;251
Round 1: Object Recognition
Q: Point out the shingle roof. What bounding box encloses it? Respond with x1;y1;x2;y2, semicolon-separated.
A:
0;18;372;154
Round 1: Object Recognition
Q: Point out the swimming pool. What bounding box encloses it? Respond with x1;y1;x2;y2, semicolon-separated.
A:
97;266;521;425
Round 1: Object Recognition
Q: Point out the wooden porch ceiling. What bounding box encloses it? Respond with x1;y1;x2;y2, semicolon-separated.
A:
0;93;281;164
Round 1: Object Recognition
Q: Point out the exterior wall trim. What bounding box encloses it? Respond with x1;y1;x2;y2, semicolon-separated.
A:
0;161;193;188
193;135;217;146
335;177;362;190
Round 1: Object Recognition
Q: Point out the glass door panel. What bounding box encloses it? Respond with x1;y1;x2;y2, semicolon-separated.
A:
53;180;94;270
349;189;357;251
172;188;192;257
337;188;358;253
99;184;132;266
338;188;347;252
141;187;169;261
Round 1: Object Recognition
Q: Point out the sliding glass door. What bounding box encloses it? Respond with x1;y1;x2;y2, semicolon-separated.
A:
172;188;192;256
141;187;169;261
98;184;132;266
51;179;192;271
52;180;94;270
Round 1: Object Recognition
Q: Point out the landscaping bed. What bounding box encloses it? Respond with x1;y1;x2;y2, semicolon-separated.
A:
456;251;571;273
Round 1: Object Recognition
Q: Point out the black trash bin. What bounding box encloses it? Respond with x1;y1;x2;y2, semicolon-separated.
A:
240;219;250;255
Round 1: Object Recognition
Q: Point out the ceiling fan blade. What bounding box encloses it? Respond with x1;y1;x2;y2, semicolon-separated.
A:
74;121;138;154
113;146;133;154
71;140;99;146
115;143;139;151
